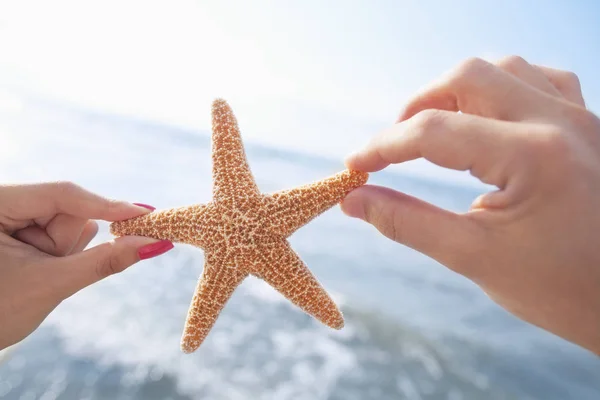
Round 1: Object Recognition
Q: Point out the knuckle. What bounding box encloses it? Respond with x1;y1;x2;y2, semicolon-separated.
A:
102;198;122;215
521;126;571;170
365;203;404;243
539;130;570;157
496;55;529;73
86;220;100;237
559;70;581;90
54;180;80;195
94;242;127;279
411;109;447;136
371;144;388;168
453;57;492;82
388;206;405;243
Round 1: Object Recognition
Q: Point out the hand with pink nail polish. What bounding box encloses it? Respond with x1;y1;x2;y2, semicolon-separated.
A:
0;182;173;350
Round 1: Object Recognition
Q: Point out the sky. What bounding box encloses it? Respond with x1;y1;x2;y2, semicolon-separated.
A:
0;0;599;185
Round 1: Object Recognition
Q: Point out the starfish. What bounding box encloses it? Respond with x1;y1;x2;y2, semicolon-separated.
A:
110;99;368;353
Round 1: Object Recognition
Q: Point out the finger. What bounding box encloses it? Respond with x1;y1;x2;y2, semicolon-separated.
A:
533;65;586;107
48;236;174;299
12;226;55;254
396;57;562;123
347;110;523;187
341;185;484;271
14;214;90;256
0;182;154;222
69;220;99;254
46;214;88;255
494;56;562;98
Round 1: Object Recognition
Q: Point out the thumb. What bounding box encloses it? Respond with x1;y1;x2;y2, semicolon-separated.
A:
341;185;484;270
52;236;174;299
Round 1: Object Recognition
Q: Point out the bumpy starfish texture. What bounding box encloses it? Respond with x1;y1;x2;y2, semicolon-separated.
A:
110;99;368;353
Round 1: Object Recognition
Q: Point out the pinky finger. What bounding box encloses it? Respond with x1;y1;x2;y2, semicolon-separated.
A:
69;220;99;255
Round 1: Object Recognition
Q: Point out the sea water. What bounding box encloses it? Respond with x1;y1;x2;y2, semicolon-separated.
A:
0;94;599;399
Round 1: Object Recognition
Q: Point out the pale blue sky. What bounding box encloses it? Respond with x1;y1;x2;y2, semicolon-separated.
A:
0;0;598;185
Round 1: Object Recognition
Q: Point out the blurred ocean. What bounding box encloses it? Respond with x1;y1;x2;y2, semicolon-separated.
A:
0;93;599;399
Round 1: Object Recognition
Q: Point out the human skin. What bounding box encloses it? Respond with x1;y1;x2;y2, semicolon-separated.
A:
342;56;600;355
0;182;173;350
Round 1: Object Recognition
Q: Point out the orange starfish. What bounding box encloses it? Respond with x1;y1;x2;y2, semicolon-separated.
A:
110;99;368;353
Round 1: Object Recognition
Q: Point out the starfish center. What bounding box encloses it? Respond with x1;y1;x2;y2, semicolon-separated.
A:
205;198;271;256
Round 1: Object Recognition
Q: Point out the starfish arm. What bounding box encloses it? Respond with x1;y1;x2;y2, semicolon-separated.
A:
211;99;259;204
109;204;212;247
262;169;368;237
180;253;247;354
251;240;344;329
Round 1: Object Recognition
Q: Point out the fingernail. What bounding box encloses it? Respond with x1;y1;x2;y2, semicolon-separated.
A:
133;203;156;211
138;240;174;260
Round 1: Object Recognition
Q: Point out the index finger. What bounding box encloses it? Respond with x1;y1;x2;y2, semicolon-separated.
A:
346;110;523;188
0;181;153;221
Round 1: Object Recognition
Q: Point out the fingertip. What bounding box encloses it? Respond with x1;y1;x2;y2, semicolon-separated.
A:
396;105;411;123
343;150;361;169
86;219;99;235
344;149;387;173
340;186;368;220
68;220;100;255
470;189;510;211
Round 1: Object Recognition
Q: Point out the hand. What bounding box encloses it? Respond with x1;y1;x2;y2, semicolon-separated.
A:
0;182;174;350
342;56;600;354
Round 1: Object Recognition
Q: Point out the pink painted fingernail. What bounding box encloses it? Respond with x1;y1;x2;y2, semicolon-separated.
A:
138;240;174;260
133;203;156;211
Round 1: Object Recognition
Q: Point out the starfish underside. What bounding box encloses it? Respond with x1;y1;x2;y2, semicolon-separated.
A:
110;99;368;353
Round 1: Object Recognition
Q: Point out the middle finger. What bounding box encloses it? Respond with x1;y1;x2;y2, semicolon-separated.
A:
15;214;88;256
397;57;564;123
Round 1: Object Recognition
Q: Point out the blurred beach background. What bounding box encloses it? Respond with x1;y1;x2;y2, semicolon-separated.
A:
1;1;599;399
